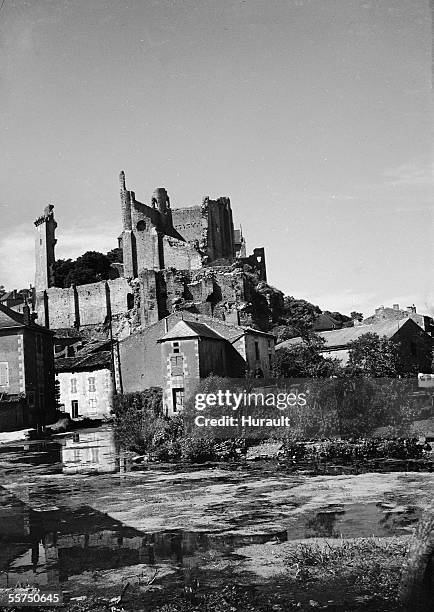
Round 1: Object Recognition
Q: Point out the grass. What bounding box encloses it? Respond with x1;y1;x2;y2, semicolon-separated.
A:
284;535;405;567
280;536;408;608
28;537;409;612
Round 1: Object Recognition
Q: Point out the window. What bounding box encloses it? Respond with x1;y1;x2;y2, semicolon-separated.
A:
88;377;96;392
0;362;9;387
170;355;183;376
88;398;97;412
28;392;35;406
172;341;180;354
172;388;184;413
127;293;134;309
71;400;79;419
70;378;77;394
255;341;260;361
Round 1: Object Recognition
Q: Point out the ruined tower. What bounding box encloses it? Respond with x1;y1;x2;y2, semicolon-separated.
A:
119;170;136;278
34;205;57;292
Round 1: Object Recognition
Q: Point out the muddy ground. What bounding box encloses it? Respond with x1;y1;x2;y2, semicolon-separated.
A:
0;430;432;610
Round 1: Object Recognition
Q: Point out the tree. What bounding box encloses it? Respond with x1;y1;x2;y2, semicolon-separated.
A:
106;247;123;264
53;259;75;288
345;332;402;377
0;285;6;298
279;296;322;340
53;252;112;287
324;310;352;325
350;311;363;322
273;334;342;378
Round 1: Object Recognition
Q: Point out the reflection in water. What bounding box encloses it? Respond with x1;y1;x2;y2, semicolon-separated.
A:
61;429;120;474
287;502;422;540
0;484;256;592
0;427;426;599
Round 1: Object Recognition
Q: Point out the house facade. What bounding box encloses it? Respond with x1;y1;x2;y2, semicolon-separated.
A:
0;303;56;430
118;312;275;415
277;318;433;374
55;341;113;420
363;304;434;336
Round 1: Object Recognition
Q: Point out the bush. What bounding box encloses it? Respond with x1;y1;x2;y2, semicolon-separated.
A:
180;437;216;463
281;437;425;466
112;388;170;454
282;440;307;464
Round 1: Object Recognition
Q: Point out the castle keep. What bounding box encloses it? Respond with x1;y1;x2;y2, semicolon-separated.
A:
34;173;280;338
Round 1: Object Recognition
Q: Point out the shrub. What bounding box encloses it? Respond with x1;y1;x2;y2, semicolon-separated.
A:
282;440;307;464
180;437;216;463
112;388;168;453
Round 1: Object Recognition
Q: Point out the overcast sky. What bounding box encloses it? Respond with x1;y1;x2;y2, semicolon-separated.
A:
1;0;433;316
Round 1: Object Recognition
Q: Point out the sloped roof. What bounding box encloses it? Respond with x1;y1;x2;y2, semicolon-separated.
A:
55;350;112;372
0;303;50;332
318;319;413;348
158;320;225;342
276;319;417;352
242;327;276;339
275;336;304;350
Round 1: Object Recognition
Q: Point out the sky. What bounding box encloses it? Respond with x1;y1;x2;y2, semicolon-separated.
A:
1;0;433;317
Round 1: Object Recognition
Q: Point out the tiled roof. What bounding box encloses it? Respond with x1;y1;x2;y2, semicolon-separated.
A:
158;320;224;342
0;303;49;332
276;319;415;351
275;336;304;350
0;304;24;329
318;319;412;347
55;350;112;372
242;327;276;339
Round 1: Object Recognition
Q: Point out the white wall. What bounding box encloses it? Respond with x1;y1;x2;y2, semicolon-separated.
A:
57;368;113;419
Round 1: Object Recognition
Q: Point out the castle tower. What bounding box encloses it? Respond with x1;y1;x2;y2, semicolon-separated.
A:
119;171;136;278
151;187;170;214
34;205;57;292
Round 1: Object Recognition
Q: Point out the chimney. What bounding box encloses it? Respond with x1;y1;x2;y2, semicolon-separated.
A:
393;304;399;310
22;303;31;326
375;306;384;315
406;305;416;314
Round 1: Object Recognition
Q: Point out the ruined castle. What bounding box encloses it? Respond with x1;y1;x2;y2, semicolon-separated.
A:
34;173;282;338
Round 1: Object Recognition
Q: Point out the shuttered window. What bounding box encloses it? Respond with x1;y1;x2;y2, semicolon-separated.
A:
170;356;183;376
0;363;9;387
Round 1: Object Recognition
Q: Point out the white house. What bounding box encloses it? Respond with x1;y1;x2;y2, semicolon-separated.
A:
55;340;114;420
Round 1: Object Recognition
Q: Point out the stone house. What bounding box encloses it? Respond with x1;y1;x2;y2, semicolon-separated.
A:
0;303;56;430
55;340;113;420
277;319;433;373
363;304;434;336
117;312;275;415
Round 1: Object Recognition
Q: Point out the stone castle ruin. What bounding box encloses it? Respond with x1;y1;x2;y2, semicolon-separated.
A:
34;172;282;338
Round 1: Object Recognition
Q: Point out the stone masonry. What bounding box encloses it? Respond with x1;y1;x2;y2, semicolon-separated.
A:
34;172;281;337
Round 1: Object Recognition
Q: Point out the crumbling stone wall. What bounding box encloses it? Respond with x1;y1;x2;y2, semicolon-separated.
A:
162;235;202;270
171;207;203;244
131;266;282;332
32;173;273;344
171;197;235;264
35;278;132;331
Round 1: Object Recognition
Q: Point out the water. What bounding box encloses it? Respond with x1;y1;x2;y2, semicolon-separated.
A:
0;426;427;602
